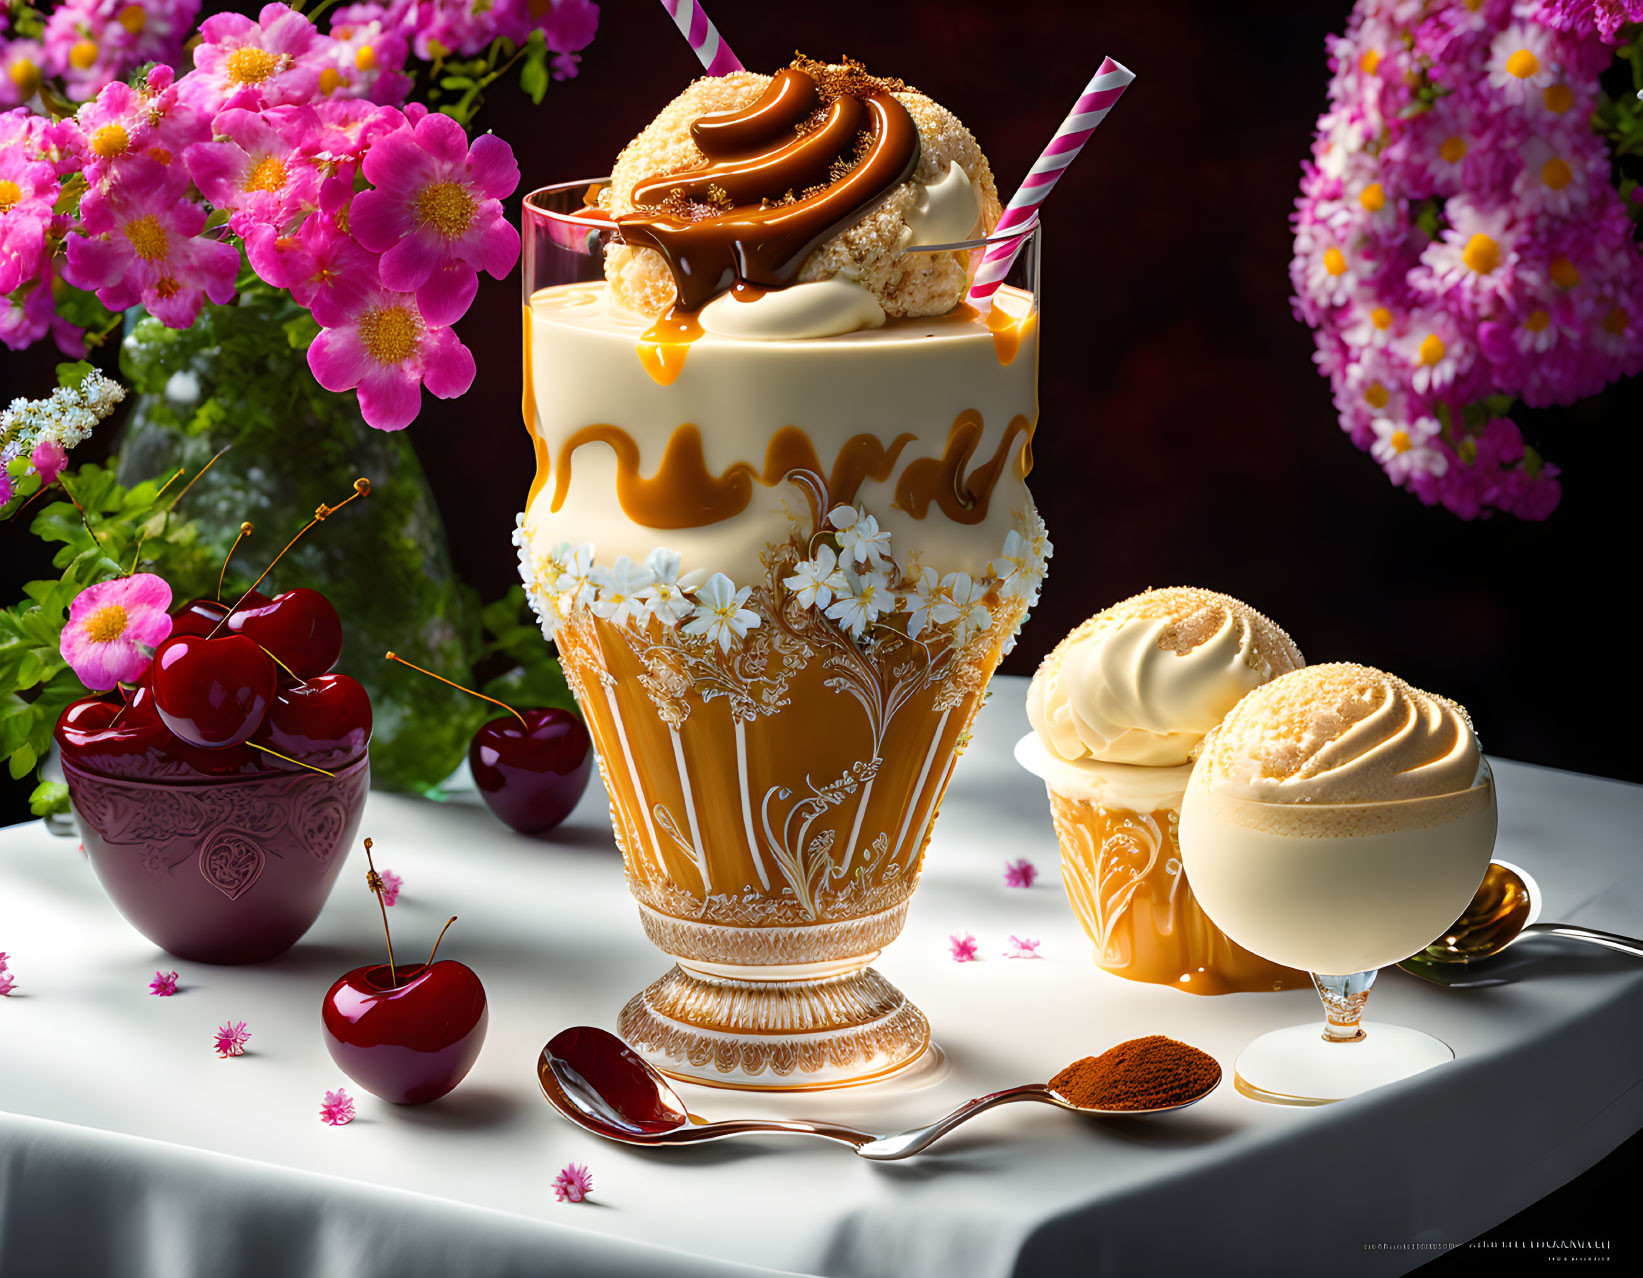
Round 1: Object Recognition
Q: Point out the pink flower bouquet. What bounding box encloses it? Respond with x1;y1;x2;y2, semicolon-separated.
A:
1293;0;1643;519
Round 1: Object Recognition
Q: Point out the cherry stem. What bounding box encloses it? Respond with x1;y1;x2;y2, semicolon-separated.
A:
151;464;187;501
218;522;253;601
256;642;307;687
362;837;397;984
247;740;333;777
167;446;231;513
206;477;370;639
426;916;458;968
383;651;528;729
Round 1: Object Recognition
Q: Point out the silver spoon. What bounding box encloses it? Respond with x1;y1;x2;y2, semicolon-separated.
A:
1398;862;1643;986
537;1026;1220;1161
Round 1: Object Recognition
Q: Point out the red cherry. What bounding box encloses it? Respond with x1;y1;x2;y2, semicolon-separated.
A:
168;592;271;640
55;694;258;780
225;588;342;678
254;674;372;771
468;708;592;834
321;961;488;1105
150;633;276;749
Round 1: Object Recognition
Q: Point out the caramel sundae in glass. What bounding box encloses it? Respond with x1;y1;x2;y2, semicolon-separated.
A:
517;61;1045;1088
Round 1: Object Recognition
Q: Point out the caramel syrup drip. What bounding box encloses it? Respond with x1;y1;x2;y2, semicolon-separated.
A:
522;304;552;508
637;307;703;387
616;67;920;313
893;412;1035;525
549;423;918;529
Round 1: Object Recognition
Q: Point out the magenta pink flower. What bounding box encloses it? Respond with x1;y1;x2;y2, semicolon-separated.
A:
116;2;203;68
948;932;979;963
552;1161;592;1203
244;210;377;326
319;9;412;106
351;109;519;325
0;148;58;295
1003;935;1042;959
1;39;45;111
307;283;476;430
399;0;529;60
0;952;14;997
40;2;128;103
1003;857;1038;888
533;0;600;80
186;106;322;234
0;260;86;356
148;970;179;996
214;1020;252;1057
379;868;403;906
75;67;210;195
60;573;174;691
0;473;13;510
183;3;325;115
31;439;68;485
64;161;240;328
320;1087;356;1125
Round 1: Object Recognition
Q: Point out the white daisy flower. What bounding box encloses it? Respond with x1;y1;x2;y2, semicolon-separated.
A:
554;543;599;613
833;507;893;569
634;547;694;628
591;555;656;629
1371;416;1449;483
684;573;761;653
1398;316;1472;396
941;572;994;644
783;544;849;611
1341;298;1401;351
1487;23;1557;108
825;568;892;639
1293;220;1361;311
901;567;947;639
1513;134;1593;219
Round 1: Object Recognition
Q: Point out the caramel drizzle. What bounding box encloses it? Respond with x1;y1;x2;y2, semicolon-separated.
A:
547;414;1032;531
522;304;553;508
617;66;920;313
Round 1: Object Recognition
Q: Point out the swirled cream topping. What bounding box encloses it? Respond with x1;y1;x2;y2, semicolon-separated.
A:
1026;587;1304;768
1197;662;1479;804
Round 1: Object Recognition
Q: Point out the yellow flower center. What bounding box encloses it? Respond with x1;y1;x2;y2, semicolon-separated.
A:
1364;381;1390;409
116;4;146;35
84;605;129;644
1550;255;1580;289
124;213;168;261
90;123;130;159
1462;232;1500;274
1370;306;1393;330
0;179;20;212
415;181;478;238
245;155;288;192
1540;157;1573;190
359;304;421;365
1322;246;1348;277
1418;333;1446;365
355;45;376;72
1505;49;1539;80
1359;182;1385;212
1360;49;1380;75
1544;83;1574;113
226;46;282;85
69;39;99;71
318;66;344;95
1526;309;1551;333
1603;307;1628;335
8;56;40;95
1388;429;1412;454
1439;136;1467;164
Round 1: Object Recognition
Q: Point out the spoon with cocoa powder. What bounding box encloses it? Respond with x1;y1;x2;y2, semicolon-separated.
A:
538;1028;1221;1160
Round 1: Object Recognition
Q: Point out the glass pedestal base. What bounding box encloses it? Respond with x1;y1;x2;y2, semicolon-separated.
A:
1233;1021;1455;1105
617;963;931;1091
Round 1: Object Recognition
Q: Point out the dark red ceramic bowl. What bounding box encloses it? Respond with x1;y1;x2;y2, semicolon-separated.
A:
63;754;369;964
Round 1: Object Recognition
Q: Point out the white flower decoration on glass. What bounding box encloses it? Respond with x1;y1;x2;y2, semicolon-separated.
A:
553;543;600;613
829;504;893;570
591;555;656;628
941;572;993;644
635;547;695;628
991;529;1048;604
783;544;850;611
825;568;892;639
901;567;949;640
684;573;762;653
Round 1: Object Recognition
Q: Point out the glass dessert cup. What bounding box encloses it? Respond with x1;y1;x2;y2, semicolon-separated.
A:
1014;734;1308;995
520;181;1043;1089
1179;762;1497;1104
64;755;369;964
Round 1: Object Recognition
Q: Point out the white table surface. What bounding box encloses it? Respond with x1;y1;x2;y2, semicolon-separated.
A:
3;676;1642;1278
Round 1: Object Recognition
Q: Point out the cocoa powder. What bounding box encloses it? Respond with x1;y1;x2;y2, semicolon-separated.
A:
1049;1035;1220;1111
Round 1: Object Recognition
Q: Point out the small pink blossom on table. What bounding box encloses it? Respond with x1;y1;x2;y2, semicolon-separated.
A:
379;869;403;907
1003;857;1038;888
214;1020;251;1057
0;952;15;996
319;1088;356;1126
1003;935;1042;960
148;970;179;996
948;932;979;963
553;1162;592;1203
59;573;174;691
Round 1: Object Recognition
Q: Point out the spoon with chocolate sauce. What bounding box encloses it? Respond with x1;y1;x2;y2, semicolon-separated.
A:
1398;862;1643;986
537;1027;1221;1160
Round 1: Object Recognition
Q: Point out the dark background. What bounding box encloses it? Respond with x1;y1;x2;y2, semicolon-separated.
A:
1;1;1637;1263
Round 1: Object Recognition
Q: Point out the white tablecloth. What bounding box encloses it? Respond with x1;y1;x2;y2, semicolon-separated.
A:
3;676;1641;1278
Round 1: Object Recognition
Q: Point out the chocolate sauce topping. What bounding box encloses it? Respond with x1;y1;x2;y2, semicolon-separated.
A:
617;65;920;312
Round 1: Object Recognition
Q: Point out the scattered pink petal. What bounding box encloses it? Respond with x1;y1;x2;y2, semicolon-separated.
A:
553;1161;593;1203
213;1020;251;1057
380;869;403;907
148;970;179;996
320;1088;356;1126
1003;858;1038;888
0;952;14;997
1004;935;1043;960
948;932;979;963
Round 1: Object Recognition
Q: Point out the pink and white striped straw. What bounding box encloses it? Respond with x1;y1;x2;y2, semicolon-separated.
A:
967;56;1135;308
659;0;744;77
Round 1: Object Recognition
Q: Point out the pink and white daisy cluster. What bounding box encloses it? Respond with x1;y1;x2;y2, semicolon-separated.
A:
2;1;601;431
1292;0;1643;519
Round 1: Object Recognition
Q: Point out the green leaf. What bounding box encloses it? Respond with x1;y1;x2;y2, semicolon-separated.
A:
283;312;321;350
56;360;95;390
10;743;37;780
520;51;548;104
29;780;69;818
